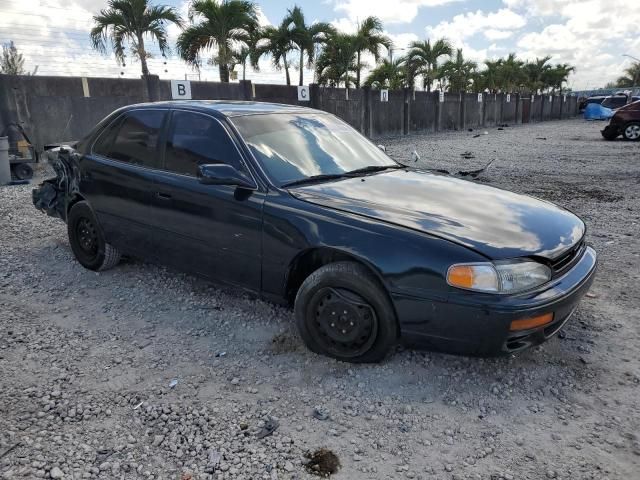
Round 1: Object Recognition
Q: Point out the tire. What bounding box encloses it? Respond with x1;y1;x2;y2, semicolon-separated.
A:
622;122;640;141
601;126;618;141
294;261;398;363
67;201;121;271
12;163;34;180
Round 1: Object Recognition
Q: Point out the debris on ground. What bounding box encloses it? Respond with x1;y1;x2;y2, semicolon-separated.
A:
460;151;475;159
312;406;330;421
256;418;279;439
305;448;341;477
168;379;178;389
536;137;547;140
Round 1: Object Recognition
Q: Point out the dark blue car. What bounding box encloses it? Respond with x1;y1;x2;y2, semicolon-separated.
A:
34;101;597;363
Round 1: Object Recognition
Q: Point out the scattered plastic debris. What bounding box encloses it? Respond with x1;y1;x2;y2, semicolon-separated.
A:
168;379;178;389
215;351;227;357
460;151;475;159
208;449;221;469
313;406;330;421
257;418;279;439
133;401;144;410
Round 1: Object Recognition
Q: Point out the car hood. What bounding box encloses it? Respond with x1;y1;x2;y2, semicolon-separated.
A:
289;169;584;260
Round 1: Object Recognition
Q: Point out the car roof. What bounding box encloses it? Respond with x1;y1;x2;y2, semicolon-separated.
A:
121;100;323;118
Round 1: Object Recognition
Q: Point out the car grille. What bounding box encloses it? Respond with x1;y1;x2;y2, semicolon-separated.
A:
550;240;585;275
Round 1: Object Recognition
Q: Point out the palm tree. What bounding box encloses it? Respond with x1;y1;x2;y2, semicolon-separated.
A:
254;19;296;85
352;16;391;88
496;53;525;92
406;38;452;91
91;0;182;76
481;59;501;93
616;62;640;87
316;33;357;87
176;0;258;83
523;56;551;92
542;63;575;93
284;5;335;86
441;49;476;92
364;58;407;90
232;23;262;81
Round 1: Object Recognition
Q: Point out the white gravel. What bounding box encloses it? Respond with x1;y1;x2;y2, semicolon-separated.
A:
1;118;639;479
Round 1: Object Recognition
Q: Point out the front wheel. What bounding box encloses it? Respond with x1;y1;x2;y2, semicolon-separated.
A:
601;125;618;141
67;201;121;271
622;122;640;141
294;261;398;363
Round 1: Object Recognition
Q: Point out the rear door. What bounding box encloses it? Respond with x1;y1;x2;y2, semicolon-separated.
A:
81;108;167;258
148;109;264;291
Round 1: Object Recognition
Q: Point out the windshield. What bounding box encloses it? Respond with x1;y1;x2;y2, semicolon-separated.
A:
231;113;397;186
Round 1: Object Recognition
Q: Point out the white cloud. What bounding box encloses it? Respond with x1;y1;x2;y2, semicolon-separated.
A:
425;9;526;43
334;0;466;24
511;0;640;88
484;29;514;40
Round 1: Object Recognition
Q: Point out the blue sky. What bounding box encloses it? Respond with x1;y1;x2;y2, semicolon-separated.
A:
2;0;639;89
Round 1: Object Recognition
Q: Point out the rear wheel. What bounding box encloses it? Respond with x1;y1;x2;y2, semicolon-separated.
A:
11;163;33;180
67;201;121;271
294;261;398;363
623;122;640;141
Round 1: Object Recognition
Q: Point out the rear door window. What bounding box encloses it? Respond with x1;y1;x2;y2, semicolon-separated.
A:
163;111;243;177
103;110;166;168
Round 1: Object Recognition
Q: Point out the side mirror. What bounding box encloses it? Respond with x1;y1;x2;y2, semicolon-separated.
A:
377;144;386;152
197;164;256;189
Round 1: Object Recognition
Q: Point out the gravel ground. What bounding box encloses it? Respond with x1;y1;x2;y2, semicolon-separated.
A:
1;118;639;480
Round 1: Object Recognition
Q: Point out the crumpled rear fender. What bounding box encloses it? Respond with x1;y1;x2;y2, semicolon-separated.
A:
32;147;81;222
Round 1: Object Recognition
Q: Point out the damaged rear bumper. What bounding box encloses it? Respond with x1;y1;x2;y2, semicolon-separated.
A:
32;147;80;221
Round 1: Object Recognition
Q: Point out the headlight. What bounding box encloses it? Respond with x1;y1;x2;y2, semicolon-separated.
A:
447;260;551;294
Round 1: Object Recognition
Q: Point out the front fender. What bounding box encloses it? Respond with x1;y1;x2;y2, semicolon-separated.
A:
262;190;487;302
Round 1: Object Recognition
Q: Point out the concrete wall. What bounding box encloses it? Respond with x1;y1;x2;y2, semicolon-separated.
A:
409;91;438;133
0;74;581;150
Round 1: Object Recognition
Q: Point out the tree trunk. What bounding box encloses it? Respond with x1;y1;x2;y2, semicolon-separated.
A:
137;34;149;76
218;45;229;82
219;63;229;82
299;48;304;86
284;56;291;86
356;50;361;88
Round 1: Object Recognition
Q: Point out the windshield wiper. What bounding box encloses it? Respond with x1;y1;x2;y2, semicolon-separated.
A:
281;173;351;188
345;164;404;176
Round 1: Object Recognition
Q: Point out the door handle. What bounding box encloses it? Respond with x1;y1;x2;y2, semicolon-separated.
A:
155;192;172;200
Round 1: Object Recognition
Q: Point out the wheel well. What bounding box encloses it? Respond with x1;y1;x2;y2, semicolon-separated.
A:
65;194;86;221
285;248;377;305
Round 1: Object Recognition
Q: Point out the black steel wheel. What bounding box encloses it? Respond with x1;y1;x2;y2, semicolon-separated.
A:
67;201;121;271
76;217;99;257
295;261;398;363
309;287;379;359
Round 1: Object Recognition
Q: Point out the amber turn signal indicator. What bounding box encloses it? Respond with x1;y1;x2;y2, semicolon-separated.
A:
447;265;475;288
509;313;554;331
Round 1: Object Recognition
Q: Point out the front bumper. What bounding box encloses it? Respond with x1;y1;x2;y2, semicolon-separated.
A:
601;123;620;138
393;246;598;356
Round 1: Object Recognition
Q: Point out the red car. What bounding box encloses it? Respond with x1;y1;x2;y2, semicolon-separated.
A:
601;100;640;141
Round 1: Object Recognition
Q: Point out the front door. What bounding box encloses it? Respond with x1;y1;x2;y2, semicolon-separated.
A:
148;110;264;292
81;108;167;258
